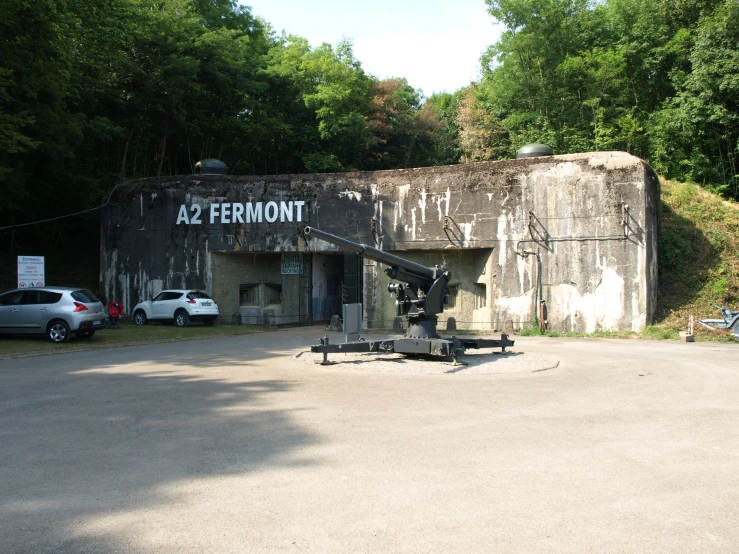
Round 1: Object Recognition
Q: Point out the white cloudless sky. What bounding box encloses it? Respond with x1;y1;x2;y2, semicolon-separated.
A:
241;0;502;96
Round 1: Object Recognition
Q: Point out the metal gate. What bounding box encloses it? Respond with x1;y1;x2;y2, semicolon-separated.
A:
297;252;312;324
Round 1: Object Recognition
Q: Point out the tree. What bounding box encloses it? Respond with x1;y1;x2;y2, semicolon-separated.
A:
650;0;739;198
472;0;734;191
421;92;463;166
301;39;373;171
456;87;509;161
367;78;439;169
0;0;86;237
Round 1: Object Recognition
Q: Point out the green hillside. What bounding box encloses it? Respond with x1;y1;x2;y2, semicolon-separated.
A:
651;179;738;338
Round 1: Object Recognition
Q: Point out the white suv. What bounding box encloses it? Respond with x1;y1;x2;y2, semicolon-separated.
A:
132;290;219;327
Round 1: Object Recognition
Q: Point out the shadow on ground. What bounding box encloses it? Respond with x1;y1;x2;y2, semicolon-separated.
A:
0;338;320;553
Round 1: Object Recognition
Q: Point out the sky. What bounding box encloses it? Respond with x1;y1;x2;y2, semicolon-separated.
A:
242;0;502;96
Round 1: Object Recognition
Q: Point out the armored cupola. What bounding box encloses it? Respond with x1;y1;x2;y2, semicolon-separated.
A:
194;158;228;175
516;144;554;159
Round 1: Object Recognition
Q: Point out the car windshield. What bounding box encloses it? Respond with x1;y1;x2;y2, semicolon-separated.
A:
187;291;212;300
71;290;100;304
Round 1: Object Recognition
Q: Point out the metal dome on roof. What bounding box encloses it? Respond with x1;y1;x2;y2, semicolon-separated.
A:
195;159;228;175
516;144;554;159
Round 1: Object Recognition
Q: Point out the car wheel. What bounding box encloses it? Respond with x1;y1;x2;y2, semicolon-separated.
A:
48;320;71;343
174;310;190;328
76;330;96;339
203;318;216;326
134;310;147;325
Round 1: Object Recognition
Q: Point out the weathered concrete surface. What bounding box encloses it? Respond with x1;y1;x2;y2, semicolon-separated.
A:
1;330;737;553
101;152;658;333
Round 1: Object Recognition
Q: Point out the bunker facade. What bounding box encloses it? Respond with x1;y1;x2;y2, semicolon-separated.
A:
101;151;658;334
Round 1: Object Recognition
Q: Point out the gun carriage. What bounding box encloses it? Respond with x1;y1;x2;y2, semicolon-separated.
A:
303;226;514;363
698;304;739;341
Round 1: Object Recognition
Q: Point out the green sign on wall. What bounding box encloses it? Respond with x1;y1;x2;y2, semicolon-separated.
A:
281;253;303;275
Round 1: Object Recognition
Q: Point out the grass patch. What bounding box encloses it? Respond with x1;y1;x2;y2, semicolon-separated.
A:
518;326;639;339
0;321;266;358
652;178;739;338
517;321;734;342
641;325;679;340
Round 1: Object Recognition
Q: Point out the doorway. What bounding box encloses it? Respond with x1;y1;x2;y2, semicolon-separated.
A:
311;252;363;322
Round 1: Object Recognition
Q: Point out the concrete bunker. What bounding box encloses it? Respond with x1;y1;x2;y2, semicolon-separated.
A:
100;151;658;334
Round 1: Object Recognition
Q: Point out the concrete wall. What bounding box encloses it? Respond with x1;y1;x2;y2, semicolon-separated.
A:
101;151;658;333
210;252;309;326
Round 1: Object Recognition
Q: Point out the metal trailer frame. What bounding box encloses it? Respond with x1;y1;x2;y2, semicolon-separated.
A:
312;333;515;365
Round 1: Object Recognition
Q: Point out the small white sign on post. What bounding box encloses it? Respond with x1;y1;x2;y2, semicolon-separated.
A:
17;256;45;288
343;303;362;342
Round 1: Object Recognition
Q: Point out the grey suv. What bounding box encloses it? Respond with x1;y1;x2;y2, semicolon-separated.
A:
0;287;108;343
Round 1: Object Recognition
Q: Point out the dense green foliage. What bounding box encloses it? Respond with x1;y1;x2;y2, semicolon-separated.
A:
462;0;738;201
0;0;737;267
0;0;444;250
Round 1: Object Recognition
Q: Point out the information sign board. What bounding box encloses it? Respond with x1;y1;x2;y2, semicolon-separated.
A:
18;256;45;288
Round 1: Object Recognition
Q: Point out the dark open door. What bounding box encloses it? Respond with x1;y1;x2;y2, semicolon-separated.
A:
342;252;363;305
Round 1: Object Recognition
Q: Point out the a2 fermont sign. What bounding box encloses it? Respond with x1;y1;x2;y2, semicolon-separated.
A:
177;201;306;225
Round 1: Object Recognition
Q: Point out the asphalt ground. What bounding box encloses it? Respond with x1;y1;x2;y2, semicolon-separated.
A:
1;328;737;553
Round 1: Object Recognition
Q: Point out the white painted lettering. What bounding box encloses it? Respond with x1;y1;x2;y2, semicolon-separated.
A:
175;201;309;225
221;203;231;224
190;204;202;224
232;203;244;223
265;201;279;223
176;204;190;225
280;201;293;222
294;200;305;222
246;202;262;223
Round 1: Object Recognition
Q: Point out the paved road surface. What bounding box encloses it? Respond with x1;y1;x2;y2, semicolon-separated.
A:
1;329;737;553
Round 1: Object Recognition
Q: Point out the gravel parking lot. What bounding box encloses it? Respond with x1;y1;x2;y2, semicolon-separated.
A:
1;328;737;553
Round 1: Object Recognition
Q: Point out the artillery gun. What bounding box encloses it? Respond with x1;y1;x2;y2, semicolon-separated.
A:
698;303;739;341
303;226;514;363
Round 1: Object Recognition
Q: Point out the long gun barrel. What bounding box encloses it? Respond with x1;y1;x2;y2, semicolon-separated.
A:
303;226;436;281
